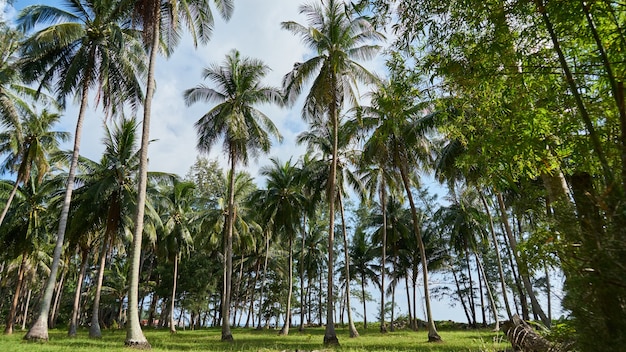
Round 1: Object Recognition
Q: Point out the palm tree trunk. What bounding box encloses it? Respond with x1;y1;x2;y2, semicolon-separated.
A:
464;245;477;327
4;253;27;335
379;179;388;333
125;7;160;350
21;288;32;331
390;254;396;332
221;157;236;342
398;163;441;342
90;237;109;338
0;179;20;227
50;267;66;328
478;190;512;319
245;260;259;328
256;231;270;330
452;263;473;325
299;216;307;332
169;253;179;334
69;249;89;336
476;253;499;330
25;74;90;342
339;192;358;337
323;75;340;347
405;275;413;330
279;236;294;335
361;273;367;329
496;193;550;327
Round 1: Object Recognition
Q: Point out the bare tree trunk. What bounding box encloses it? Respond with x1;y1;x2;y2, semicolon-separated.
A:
69;250;89;336
5;253;27;335
90;237;109;338
21;288;32;331
256;231;270;330
379;180;388;333
169;253;178;334
279;236;293;336
339;192;358;337
49;267;66;329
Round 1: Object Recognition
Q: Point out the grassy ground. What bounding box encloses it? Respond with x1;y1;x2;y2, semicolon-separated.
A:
0;326;510;351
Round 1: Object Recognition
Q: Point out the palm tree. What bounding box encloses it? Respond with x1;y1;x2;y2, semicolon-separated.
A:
282;2;382;343
348;224;380;330
360;74;442;341
256;158;307;336
126;0;233;346
0;109;69;228
184;49;282;341
154;179;196;334
17;0;146;341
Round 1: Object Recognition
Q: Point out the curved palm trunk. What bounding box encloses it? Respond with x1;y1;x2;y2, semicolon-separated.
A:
125;8;161;349
25;77;90;342
476;252;499;330
90;237;109;338
5;253;27;335
379;180;388;333
21;288;32;331
221;156;236;342
0;179;20;227
169;253;179;334
323;72;340;347
279;236;294;335
451;263;473;325
463;245;477;327
398;163;441;342
69;249;89;336
339;192;359;337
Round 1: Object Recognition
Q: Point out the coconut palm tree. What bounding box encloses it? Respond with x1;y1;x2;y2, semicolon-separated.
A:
0;109;69;228
348;225;380;330
282;0;381;344
153;179;196;334
255;158;307;336
184;49;282;341
17;0;146;340
126;0;233;346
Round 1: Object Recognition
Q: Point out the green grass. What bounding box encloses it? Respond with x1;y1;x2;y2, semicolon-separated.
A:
0;326;509;351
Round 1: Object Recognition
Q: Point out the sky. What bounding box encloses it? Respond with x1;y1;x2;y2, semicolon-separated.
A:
3;0;565;325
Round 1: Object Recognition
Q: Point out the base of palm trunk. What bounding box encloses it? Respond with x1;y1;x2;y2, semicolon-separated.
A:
221;332;234;342
380;324;387;333
323;334;339;346
427;333;443;342
24;318;48;341
125;339;152;349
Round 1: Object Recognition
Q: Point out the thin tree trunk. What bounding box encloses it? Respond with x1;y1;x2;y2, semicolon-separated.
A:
299;216;307;332
404;275;414;330
452;264;472;325
398;163;441;342
21;288;32;331
50;267;66;328
464;245;477;327
69;249;89;336
279;236;294;336
379;179;388;333
221;158;236;341
390;255;396;332
245;260;259;328
361;273;367;329
339;192;358;337
323;76;340;346
90;237;109;338
479;190;512;319
496;193;550;327
169;253;178;334
5;253;27;335
0;179;20;227
256;231;270;330
25;73;91;342
476;253;499;330
125;6;160;349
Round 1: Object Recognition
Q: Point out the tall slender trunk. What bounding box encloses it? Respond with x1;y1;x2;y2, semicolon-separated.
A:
21;288;32;331
5;253;27;335
125;7;160;350
25;71;91;342
0;179;20;227
451;264;472;325
49;267;66;328
169;253;179;334
379;178;388;333
361;273;367;329
279;236;294;336
256;231;270;330
299;216;307;332
479;191;512;319
323;73;339;347
245;260;260;328
496;193;550;327
390;252;396;332
69;249;89;336
90;236;109;338
221;157;236;341
476;253;499;330
464;245;476;327
398;162;441;342
339;192;358;337
404;276;414;330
